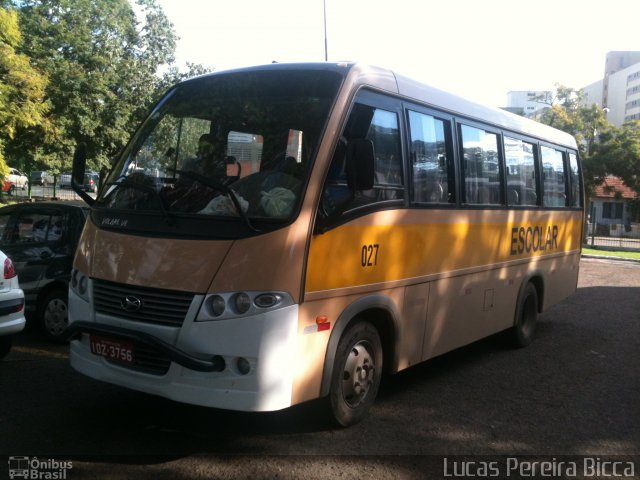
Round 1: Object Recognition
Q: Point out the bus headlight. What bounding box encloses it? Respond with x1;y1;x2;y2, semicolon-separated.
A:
206;295;226;317
196;291;292;321
232;292;251;314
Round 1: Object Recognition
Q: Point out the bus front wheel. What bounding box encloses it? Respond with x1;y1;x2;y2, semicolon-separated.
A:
510;282;538;347
328;321;383;427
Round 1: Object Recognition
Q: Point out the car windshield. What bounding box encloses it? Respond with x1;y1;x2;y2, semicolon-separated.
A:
96;68;343;238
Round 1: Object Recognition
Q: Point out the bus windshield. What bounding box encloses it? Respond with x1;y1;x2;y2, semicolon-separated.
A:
96;69;343;237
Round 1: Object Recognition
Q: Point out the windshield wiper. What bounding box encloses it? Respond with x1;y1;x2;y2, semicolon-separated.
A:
106;177;174;225
169;168;260;232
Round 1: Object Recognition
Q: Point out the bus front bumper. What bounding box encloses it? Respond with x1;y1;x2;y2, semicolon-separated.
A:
67;303;299;412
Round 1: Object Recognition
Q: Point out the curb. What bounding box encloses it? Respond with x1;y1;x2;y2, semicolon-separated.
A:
581;254;640;264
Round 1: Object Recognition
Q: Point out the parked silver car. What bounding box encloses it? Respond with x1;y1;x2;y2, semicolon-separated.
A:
0;250;26;359
30;170;55;186
58;172;72;189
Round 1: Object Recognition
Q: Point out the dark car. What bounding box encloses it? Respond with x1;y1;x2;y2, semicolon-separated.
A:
0;201;88;341
83;172;100;193
59;171;99;192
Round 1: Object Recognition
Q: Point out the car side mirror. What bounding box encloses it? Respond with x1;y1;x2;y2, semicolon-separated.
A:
72;143;94;206
346;139;375;191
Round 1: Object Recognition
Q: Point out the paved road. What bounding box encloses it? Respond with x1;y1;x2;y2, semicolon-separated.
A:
1;258;639;479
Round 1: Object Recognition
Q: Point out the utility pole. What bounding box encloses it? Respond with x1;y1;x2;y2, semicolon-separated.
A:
323;0;328;61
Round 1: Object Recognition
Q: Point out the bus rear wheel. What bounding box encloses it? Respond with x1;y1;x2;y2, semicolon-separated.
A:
328;321;382;427
510;282;538;347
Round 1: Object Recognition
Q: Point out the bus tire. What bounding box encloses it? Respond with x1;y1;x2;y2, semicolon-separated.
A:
510;282;538;348
328;321;382;427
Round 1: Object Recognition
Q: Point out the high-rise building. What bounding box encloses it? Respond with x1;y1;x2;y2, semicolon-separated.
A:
581;51;640;126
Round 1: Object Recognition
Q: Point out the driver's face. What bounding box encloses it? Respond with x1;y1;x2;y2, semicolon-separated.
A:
198;141;215;157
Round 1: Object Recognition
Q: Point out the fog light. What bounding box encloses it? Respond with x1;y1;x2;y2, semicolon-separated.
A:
236;357;251;375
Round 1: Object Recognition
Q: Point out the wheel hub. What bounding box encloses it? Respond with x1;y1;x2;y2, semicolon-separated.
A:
342;342;376;407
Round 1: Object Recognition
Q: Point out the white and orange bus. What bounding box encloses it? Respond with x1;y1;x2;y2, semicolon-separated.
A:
67;63;583;426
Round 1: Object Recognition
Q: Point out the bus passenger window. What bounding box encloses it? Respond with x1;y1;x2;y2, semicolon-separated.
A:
460;125;501;205
408;111;452;204
541;146;567;207
505;137;538;206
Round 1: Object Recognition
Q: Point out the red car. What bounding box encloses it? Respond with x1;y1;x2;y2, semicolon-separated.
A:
1;180;16;195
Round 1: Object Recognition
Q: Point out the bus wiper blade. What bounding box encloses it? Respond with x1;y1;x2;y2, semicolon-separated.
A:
169;168;260;233
107;178;174;225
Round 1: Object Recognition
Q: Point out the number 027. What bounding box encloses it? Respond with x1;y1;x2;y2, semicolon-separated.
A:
361;244;379;267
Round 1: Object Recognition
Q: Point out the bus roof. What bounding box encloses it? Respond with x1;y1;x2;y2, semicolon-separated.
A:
187;62;578;150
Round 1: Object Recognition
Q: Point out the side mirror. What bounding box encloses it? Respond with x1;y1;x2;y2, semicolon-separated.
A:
71;143;94;206
346;139;375;191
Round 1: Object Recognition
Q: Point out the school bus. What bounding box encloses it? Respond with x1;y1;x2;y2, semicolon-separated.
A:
66;63;583;426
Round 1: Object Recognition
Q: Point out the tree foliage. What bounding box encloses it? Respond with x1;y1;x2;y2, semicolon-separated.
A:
6;0;177;174
587;121;640;194
0;6;49;177
534;85;640;196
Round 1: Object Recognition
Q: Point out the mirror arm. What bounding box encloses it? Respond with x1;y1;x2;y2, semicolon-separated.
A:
71;143;95;206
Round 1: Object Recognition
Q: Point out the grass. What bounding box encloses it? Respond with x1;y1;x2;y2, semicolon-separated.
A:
582;248;640;260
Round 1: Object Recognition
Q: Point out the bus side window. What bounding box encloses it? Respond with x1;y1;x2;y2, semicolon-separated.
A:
365;108;403;201
505;137;538;206
408;110;452;204
568;152;581;207
541;146;567;207
460;124;501;206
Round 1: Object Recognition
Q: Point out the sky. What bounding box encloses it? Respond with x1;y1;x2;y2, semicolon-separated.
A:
155;0;640;107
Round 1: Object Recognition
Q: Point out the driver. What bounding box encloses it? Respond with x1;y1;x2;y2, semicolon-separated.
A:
186;133;227;179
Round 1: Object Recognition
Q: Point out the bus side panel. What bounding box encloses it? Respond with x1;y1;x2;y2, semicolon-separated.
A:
421;251;580;360
540;251;581;311
422;268;519;360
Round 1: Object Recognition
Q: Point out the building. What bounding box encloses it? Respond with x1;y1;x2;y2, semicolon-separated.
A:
588;176;639;237
505;90;552;116
580;51;640;126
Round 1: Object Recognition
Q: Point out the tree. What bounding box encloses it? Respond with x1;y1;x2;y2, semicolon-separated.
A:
534;86;640;197
7;0;177;174
0;6;50;177
587;121;640;193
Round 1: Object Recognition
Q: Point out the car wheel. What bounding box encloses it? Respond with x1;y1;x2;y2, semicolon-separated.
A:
40;287;69;342
0;335;12;359
22;181;27;190
509;282;538;348
328;321;383;427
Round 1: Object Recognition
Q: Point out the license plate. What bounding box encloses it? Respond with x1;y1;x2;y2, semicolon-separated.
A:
89;335;135;365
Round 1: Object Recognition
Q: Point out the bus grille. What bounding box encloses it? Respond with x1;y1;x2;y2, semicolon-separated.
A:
93;279;195;327
107;342;172;376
